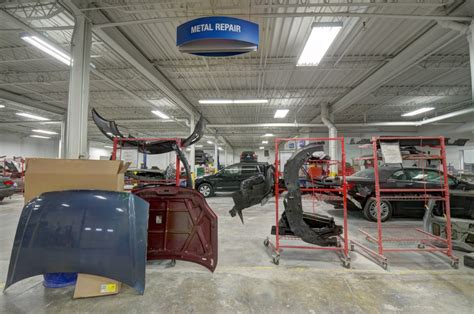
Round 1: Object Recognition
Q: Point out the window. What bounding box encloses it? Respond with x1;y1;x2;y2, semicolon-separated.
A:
241;165;259;175
223;165;240;175
352;168;374;178
389;170;408;180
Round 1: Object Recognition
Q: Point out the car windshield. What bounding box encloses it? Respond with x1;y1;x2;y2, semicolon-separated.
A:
352;168;375;178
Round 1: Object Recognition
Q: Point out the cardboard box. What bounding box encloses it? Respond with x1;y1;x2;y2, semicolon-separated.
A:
23;158;129;298
73;274;122;299
24;158;129;203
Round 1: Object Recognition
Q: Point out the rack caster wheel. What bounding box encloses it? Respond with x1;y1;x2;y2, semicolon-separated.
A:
263;238;269;247
451;260;459;269
350;244;355;251
272;255;280;265
382;262;388;270
417;243;425;249
343;259;351;268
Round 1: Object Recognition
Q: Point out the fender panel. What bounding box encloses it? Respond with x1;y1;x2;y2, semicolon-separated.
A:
5;190;149;294
133;186;218;272
284;143;342;246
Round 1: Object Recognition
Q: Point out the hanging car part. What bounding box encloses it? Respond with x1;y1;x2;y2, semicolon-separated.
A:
133;186;218;272
229;164;275;223
91;108;205;154
4;190;149;294
283;143;342;246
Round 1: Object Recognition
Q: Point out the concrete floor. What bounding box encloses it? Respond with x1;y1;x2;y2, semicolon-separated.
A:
1;193;474;313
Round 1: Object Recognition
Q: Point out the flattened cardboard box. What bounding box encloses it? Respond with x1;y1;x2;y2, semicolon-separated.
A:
24;158;129;203
24;158;129;298
73;274;122;299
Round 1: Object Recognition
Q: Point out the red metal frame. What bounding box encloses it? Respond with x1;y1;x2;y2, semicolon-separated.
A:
111;137;182;187
266;137;350;267
351;136;459;269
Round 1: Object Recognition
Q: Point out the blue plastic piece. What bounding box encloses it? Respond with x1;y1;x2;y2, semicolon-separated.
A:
5;190;149;294
43;272;78;288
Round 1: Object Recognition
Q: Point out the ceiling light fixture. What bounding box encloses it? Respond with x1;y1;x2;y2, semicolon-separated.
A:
401;107;435;117
32;129;58;135
0;104;5;108
259;146;265;150
297;22;343;67
262;140;268;144
195;144;203;148
16;112;49;121
151;110;170;120
30;135;50;139
207;141;213;144
262;133;274;137
199;99;268;104
218;147;224;151
274;109;289;119
21;34;71;65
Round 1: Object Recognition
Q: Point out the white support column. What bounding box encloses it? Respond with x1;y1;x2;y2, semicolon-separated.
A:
65;15;92;159
189;115;196;174
224;147;227;167
58;115;66;158
469;22;474;101
214;139;218;168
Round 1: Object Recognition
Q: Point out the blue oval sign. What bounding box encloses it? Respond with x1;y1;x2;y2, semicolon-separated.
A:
177;16;259;57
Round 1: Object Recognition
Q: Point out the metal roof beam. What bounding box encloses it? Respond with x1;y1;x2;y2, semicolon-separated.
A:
0;89;64;115
330;26;463;115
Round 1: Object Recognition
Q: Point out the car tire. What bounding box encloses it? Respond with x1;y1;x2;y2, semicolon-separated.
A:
198;183;214;198
363;198;392;222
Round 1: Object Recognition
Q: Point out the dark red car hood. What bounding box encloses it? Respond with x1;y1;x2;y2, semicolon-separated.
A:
133;186;218;272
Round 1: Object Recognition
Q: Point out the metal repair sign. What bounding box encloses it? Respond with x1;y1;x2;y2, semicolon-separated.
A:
177;16;259;56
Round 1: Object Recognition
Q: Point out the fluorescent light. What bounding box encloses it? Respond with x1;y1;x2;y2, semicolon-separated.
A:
32;129;57;135
195;144;203;148
104;145;114;149
259;146;265;150
233;99;268;104
30;135;50;139
401;107;435;117
207;141;213;144
151;110;170;120
263;133;274;137
297;22;343;66
0;104;5;108
16;112;49;121
199;99;268;104
218;147;224;151
274;109;289;118
199;99;232;104
21;35;71;65
262;140;268;144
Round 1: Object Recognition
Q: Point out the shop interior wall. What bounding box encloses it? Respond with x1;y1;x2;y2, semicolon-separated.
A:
0;132;59;158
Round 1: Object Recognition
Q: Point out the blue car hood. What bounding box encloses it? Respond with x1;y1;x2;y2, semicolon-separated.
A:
5;190;149;294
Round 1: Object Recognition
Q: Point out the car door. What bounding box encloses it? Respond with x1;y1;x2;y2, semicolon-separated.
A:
239;163;261;184
217;164;242;191
382;168;414;189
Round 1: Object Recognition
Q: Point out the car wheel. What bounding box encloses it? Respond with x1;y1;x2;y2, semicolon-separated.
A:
198;183;214;198
363;199;392;222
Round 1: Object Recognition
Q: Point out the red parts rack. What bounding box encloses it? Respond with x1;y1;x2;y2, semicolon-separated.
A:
265;137;350;267
351;136;459;269
111;137;182;188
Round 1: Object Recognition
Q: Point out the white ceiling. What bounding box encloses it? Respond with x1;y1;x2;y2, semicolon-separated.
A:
0;0;473;149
